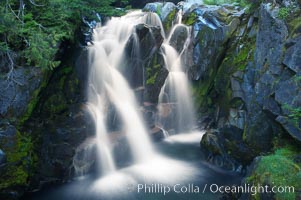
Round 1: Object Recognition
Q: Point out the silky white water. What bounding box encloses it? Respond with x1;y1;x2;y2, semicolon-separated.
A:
85;8;195;179
28;9;244;200
158;12;195;133
86;11;160;175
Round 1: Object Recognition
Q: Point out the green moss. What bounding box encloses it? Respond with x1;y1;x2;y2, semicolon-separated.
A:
146;72;158;85
18;71;50;126
44;93;68;114
283;103;301;129
61;66;73;75
0;131;36;189
246;145;301;200
146;53;161;86
192;67;215;112
278;7;291;20
211;33;256;115
289;16;301;37
288;108;301;127
163;9;177;32
156;4;162;17
182;12;197;26
233;43;254;71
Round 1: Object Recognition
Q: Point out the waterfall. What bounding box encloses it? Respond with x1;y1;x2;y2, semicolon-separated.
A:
158;10;195;133
86;11;157;176
77;8;195;177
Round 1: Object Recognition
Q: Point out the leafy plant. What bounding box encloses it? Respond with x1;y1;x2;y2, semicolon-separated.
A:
0;0;128;70
278;7;290;20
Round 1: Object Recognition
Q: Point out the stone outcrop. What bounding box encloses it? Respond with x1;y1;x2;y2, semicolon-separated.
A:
0;65;47;198
183;2;301;170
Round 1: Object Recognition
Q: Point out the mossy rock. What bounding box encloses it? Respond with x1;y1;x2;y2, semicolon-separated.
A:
163;9;177;33
0;131;36;191
182;11;197;26
289;16;301;37
44;93;68;115
246;145;301;200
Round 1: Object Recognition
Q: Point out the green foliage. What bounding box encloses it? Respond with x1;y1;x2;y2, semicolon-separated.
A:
288;107;301;123
146;64;160;85
278;7;290;20
246;145;301;200
156;4;162;17
163;9;176;32
0;0;127;70
232;37;255;71
283;103;301;128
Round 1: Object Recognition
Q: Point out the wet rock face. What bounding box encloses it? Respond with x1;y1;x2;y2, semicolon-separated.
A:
168;25;189;53
27;57;92;186
124;23;168;104
2;47;92;198
193;2;301;168
0;66;46;198
201;127;254;172
183;5;243;80
242;3;301;149
0;67;43;118
283;38;301;74
161;2;177;21
275;77;301;141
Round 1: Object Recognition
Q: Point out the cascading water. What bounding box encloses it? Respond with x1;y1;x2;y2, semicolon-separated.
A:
29;7;243;200
86;11;159;175
158;11;195;133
